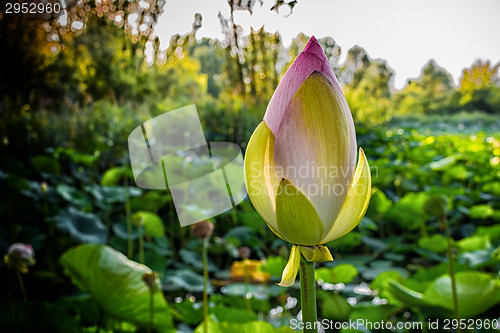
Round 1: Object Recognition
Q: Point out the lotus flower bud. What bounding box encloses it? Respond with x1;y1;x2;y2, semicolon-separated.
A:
190;220;214;240
244;37;371;286
238;246;251;259
244;36;371;247
142;272;159;292
3;243;36;274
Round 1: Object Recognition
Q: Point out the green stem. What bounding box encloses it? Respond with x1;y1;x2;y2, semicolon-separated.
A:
124;178;133;259
202;238;209;333
16;270;27;302
148;289;154;333
243;260;252;313
415;308;427;333
442;216;460;332
299;255;317;333
139;225;145;264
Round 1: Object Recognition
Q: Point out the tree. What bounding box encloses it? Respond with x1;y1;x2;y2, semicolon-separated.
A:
392;60;455;114
0;0;165;109
458;60;500;114
340;45;393;125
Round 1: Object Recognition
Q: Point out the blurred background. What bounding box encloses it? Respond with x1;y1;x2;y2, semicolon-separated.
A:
1;0;499;332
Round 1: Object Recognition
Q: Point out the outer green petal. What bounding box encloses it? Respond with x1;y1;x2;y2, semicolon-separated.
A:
274;72;357;238
277;245;301;287
299;245;333;262
276;179;324;246
320;148;371;244
244;121;280;231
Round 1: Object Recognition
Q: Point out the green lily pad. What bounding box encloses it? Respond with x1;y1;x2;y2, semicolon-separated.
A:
365;188;392;222
56;184;92;210
130;191;171;213
52;207;107;243
84;184;142;204
32;155;57;174
457;235;491;252
173;300;203;325
101;167;124;186
319;293;352;321
349;302;398;323
385;192;428;231
194;317;294;333
387;279;426;307
404;263;469;293
429;155;458;171
458;248;500;268
423;194;448;217
418;234;448;253
179;249;217;272
211;305;258;323
422;271;500;318
164;269;212;293
327;231;363;252
132;211;165;238
315;264;358;284
112;222;141;240
474;224;500;242
370;270;405;303
261;256;287;278
60;244;172;330
221;283;281;300
468;204;494;220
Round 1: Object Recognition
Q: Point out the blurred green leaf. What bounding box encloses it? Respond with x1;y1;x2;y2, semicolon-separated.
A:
211;305;258;323
320;294;352;321
179;249;217;272
60;244;172;330
428;155;458;171
443;164;468;182
458;248;500;268
365;188;392;221
328;231;363;251
418;234;448;253
386;192;429;231
84;184;142;204
133;211;165;238
130;191;171;213
475;224;500;242
173;300;203;325
457;235;491;252
387;279;426;307
32;156;57;174
221;283;281;300
164;269;212;293
194;317;294;333
349;303;398;323
52;207;107;243
468;204;494;219
100;167;124;186
56;184;92;210
423;194;448;217
315;264;358;284
261;256;287;277
423;271;500;318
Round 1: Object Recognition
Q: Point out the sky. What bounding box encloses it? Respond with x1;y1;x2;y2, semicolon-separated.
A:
156;0;500;89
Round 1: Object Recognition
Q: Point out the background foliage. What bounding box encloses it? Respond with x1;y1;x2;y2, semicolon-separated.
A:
1;1;499;332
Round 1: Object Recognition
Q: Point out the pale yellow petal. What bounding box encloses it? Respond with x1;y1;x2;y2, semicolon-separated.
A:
244;121;280;230
277;245;301;287
320;148;371;244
